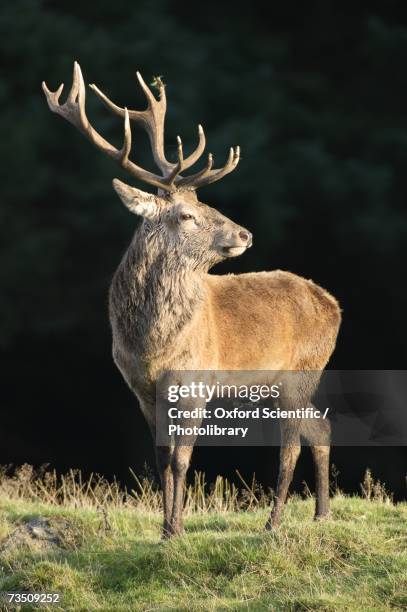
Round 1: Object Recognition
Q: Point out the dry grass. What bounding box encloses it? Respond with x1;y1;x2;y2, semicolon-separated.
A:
360;467;393;503
0;464;275;515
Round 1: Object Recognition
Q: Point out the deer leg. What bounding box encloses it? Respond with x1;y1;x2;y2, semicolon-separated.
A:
169;444;194;537
155;445;174;538
265;418;301;530
301;412;331;519
311;444;330;519
140;398;175;539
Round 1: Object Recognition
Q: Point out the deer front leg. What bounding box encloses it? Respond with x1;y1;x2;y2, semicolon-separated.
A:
155;446;174;538
140;397;175;539
169;444;194;537
265;419;301;531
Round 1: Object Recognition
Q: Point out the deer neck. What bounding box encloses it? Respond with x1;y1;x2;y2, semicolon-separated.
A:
111;225;206;355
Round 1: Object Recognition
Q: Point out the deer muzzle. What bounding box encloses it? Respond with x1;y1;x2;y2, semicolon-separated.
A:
220;229;252;257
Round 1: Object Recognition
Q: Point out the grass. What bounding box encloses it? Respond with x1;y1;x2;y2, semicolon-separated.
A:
0;466;405;611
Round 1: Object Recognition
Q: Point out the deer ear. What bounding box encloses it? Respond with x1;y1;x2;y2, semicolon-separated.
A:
112;179;160;220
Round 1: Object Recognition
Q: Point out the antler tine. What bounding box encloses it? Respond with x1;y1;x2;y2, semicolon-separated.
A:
121;108;132;165
89;82;144;122
181;124;206;170
42;81;65;109
166;136;184;185
136;71;166;111
164;131;209;187
42;62;172;191
68;61;80;104
177;146;240;189
175;152;214;188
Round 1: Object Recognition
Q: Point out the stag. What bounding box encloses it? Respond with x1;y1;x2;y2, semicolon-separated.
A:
43;62;341;537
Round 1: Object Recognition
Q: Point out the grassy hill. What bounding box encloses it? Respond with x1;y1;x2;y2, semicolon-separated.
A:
0;467;405;611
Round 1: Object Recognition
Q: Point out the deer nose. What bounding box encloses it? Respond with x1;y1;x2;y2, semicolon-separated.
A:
239;230;252;244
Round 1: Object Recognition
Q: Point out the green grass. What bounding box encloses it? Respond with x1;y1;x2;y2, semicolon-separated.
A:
0;494;406;611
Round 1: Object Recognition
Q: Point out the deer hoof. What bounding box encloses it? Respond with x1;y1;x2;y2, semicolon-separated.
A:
170;526;184;537
162;523;184;539
314;512;331;522
264;518;278;532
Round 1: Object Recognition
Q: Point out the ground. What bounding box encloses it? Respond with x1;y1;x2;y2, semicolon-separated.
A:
0;493;406;611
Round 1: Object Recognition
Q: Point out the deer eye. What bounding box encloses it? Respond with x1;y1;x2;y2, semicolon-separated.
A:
180;212;194;221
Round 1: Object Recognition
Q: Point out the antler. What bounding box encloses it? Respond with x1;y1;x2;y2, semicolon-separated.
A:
42;62;240;192
177;146;240;189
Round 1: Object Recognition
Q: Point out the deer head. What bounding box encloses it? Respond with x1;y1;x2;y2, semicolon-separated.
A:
42;62;252;270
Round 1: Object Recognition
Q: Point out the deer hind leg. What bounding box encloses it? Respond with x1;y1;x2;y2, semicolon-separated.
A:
311;444;330;519
265;418;301;530
155;445;174;539
166;405;202;537
169;444;194;537
301;412;331;520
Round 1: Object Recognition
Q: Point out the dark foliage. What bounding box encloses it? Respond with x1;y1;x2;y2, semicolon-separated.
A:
1;1;406;497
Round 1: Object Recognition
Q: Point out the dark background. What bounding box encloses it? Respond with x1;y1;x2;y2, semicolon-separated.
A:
1;1;406;498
